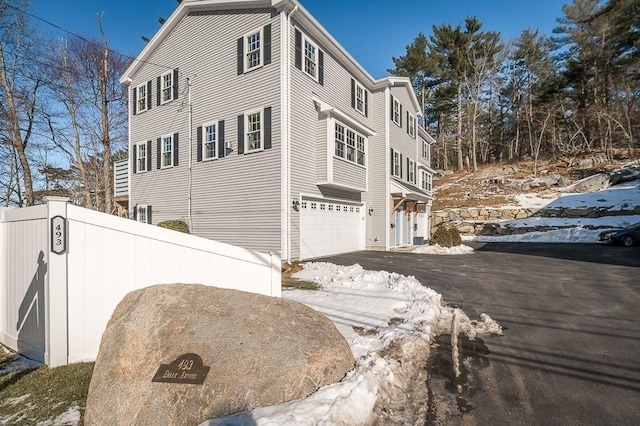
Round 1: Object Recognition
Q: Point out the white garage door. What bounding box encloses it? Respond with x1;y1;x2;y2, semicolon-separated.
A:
300;198;365;259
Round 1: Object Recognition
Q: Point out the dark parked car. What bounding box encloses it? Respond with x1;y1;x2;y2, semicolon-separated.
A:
598;223;640;246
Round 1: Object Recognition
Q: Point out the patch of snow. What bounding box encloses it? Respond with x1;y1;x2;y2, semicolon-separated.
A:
413;244;474;255
202;262;502;425
3;394;31;406
509;192;560;209
36;406;81;426
550;181;640;210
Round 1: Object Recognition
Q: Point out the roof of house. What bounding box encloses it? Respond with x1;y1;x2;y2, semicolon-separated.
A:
119;0;422;114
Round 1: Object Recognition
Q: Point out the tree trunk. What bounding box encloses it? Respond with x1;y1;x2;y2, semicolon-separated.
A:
456;82;464;171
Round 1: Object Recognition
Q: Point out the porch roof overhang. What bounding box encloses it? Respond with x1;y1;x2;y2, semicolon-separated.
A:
390;178;432;203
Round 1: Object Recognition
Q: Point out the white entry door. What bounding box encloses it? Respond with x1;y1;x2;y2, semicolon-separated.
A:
300;199;365;259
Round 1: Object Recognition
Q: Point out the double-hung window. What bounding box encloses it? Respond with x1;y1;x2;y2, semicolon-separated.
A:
304;37;317;79
136;84;147;113
355;83;365;115
136;205;150;224
161;70;173;104
203;122;217;160
392;98;401;126
245;28;262;71
393;151;402;178
334;123;345;158
408;159;416;184
422;140;430;163
356;135;365;166
421;170;432;192
408;113;415;137
246;109;262;152
161;134;174;168
136;142;147;172
346;129;356;162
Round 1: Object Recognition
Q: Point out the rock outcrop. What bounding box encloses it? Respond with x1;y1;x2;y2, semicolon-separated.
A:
85;284;354;426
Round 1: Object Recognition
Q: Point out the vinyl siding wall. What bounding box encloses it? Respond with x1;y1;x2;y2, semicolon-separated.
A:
365;89;390;250
129;9;282;253
332;158;366;190
288;20;371;259
388;86;421;245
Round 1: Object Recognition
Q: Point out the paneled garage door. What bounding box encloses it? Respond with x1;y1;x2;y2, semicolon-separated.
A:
299;198;365;259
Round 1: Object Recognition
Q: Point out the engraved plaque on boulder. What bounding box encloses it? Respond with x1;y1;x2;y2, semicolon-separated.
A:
152;353;210;385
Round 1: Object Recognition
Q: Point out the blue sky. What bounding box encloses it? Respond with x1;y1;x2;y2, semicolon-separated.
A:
30;0;569;79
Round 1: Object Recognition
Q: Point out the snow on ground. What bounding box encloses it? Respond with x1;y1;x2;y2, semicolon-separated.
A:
204;262;501;426
36;407;81;426
413;244;474;255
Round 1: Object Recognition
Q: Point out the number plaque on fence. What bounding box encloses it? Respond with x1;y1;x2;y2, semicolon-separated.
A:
51;216;66;255
152;353;210;385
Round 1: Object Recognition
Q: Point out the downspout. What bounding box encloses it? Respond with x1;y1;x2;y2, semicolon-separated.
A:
284;4;299;262
187;77;193;232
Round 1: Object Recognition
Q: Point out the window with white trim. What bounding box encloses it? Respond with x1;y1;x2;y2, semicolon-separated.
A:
422;140;430;163
408;113;415;137
303;36;318;79
393;150;402;178
421;170;432;192
136;142;147;173
245;27;262;72
356;135;365;166
245;109;262;152
161;134;174;168
408;159;416;184
136;205;149;223
335;123;345;157
136;83;147;113
160;70;174;104
334;121;366;166
392;98;401;125
203;121;217;160
355;82;366;115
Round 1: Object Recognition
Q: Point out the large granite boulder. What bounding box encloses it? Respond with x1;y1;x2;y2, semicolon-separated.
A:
85;284;354;425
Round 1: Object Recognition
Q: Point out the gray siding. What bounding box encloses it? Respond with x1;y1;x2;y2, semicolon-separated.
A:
365;89;390;250
288;20;370;259
129;9;282;253
332;158;366;190
315;116;328;183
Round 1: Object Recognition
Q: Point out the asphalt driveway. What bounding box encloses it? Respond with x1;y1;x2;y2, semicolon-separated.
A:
316;243;640;425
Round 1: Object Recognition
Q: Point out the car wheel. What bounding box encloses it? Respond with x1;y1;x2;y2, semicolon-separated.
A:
621;235;634;247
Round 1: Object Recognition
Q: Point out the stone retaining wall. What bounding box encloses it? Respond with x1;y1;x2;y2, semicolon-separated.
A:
432;205;640;236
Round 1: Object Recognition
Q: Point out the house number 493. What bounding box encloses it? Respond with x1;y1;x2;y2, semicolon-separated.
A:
51;216;66;255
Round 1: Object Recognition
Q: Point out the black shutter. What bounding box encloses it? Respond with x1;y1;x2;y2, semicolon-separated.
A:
390;148;394;175
365;90;368;117
237;114;244;154
237;37;244;75
146;80;152;110
406;158;409;180
156;138;161;169
218;120;225;158
294;29;302;70
351;79;355;109
132;87;137;115
133;205;137;221
196;126;203;162
400;154;403;178
318;50;324;86
146;140;152;171
264;24;271;65
132;144;137;173
156;76;161;106
146;206;152;224
173;133;179;166
406;111;410;134
390;95;394;120
264;107;272;150
172;69;179;100
400;104;403;127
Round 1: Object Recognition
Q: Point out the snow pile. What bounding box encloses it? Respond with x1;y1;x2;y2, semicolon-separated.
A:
413;244;474;255
204;262;503;426
36;407;81;426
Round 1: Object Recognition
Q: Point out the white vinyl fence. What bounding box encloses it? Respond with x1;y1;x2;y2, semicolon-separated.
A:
0;197;281;367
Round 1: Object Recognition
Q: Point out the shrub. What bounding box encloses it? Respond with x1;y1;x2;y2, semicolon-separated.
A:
430;226;453;247
157;220;190;234
448;227;462;246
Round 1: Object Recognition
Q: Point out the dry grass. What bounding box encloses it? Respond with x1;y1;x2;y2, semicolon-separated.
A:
282;261;319;290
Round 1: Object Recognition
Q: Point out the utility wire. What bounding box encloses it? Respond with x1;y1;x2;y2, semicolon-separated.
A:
4;2;177;74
